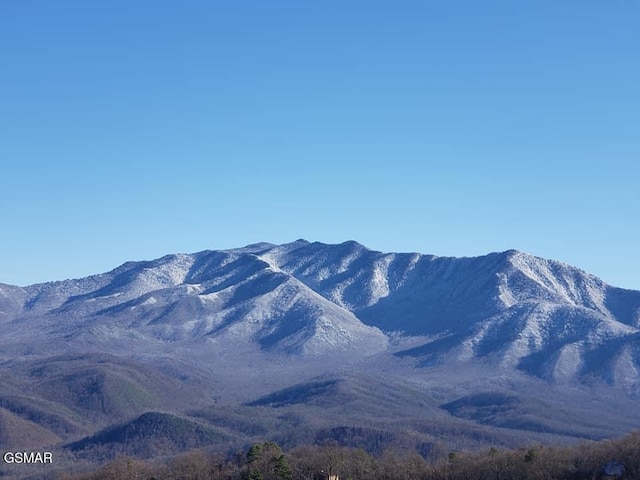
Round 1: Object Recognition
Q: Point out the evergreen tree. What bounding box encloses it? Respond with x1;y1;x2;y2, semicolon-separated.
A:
246;442;292;480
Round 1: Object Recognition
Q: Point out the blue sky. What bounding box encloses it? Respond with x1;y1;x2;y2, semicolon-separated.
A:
1;1;638;289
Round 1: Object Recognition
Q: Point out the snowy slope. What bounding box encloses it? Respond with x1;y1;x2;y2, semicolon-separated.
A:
0;248;388;358
259;241;640;386
1;240;639;389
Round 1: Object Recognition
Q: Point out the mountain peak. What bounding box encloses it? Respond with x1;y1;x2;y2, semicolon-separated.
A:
502;248;525;258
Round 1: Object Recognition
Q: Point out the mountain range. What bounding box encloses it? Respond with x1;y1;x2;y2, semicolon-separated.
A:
1;240;639;475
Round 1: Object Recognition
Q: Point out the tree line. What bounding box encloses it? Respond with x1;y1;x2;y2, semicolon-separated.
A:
60;431;640;480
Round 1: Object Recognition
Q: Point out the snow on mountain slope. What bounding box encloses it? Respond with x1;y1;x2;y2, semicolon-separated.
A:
261;242;526;334
0;283;26;321
255;241;640;386
0;248;387;358
2;240;639;388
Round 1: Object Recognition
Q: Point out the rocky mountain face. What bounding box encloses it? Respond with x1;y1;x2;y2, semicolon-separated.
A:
1;240;640;472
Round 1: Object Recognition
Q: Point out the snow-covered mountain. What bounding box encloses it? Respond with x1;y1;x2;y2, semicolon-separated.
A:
2;240;640;388
3;240;640;469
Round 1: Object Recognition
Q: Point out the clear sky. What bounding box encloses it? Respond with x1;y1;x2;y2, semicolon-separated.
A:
1;1;638;289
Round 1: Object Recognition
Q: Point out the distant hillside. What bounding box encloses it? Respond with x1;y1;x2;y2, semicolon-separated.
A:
67;412;232;459
0;407;60;448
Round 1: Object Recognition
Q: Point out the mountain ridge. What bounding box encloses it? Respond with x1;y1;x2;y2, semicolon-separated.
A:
2;241;639;385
